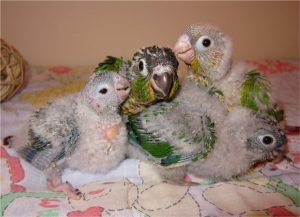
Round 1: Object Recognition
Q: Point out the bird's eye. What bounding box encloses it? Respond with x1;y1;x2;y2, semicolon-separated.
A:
195;35;213;52
258;134;276;146
137;59;148;77
99;88;108;94
138;61;144;71
202;38;211;47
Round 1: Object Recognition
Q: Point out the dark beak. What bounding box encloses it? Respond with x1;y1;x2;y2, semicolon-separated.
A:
150;71;174;99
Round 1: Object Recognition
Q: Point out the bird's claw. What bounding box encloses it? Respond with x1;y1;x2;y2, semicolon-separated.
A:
47;180;82;200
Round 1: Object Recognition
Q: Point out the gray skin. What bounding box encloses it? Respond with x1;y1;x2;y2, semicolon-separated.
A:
127;77;287;183
14;72;130;199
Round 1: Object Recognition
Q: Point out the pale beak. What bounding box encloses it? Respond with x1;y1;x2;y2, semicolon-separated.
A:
115;75;131;103
173;33;195;65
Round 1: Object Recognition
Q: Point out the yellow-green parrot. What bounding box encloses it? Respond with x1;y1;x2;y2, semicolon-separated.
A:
173;24;283;122
95;46;180;115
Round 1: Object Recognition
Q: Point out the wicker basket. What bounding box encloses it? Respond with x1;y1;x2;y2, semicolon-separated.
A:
1;39;26;102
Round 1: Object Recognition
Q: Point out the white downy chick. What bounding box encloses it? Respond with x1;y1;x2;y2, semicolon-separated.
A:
13;71;130;199
173;24;283;122
187;107;287;180
127;79;286;183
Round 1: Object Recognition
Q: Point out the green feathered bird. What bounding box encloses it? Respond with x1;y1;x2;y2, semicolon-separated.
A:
92;44;286;182
126;77;287;182
95;46;180;115
173;24;283;122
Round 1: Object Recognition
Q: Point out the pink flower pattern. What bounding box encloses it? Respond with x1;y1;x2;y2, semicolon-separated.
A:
50;66;72;75
67;207;104;217
247;59;298;74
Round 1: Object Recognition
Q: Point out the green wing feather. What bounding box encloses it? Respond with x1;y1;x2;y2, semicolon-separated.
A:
240;70;270;111
95;56;131;74
127;104;216;167
240;69;284;122
127;115;174;158
266;107;284;122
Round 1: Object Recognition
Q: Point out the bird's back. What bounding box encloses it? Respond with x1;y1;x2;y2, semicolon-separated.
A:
17;94;80;170
128;79;227;167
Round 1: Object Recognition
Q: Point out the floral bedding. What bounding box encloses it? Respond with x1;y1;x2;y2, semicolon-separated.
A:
1;59;299;217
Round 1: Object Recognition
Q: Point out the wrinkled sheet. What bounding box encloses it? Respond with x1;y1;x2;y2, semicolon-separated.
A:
1;60;299;217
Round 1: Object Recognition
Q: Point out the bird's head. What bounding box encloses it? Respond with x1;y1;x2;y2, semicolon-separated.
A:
218;107;287;175
81;72;130;113
130;46;179;101
173;24;233;82
246;115;287;165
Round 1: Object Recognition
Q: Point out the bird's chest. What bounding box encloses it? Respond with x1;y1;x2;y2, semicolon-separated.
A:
217;77;241;108
73;112;125;153
67;118;127;172
80;117;124;146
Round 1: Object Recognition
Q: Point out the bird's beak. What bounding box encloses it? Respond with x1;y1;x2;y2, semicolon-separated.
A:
267;131;287;163
150;68;175;99
115;75;131;103
173;33;195;65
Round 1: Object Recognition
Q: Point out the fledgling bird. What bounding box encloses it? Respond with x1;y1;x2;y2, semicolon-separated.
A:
173;24;283;122
95;46;180;115
127;78;287;182
13;72;131;199
187;107;287;180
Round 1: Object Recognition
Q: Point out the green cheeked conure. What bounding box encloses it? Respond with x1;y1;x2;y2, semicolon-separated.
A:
173;24;283;122
95;46;180;115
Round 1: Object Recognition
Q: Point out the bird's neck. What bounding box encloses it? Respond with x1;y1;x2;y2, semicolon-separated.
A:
188;69;211;87
121;96;147;115
188;59;211;87
120;77;155;115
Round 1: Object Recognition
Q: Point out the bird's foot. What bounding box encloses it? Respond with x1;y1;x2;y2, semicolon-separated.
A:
47;180;82;200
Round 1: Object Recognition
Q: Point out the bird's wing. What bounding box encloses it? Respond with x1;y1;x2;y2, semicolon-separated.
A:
127;101;216;168
19;126;79;170
19;96;80;170
240;69;283;122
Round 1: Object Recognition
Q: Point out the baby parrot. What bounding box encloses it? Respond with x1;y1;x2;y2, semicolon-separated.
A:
173;24;283;122
127;78;287;182
95;46;180;115
13;72;130;199
187;107;287;180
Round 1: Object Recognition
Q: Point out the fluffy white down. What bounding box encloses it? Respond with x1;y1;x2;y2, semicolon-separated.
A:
32;95;77;147
13;94;77;152
153;107;264;181
128;77;271;180
66;96;128;173
188;107;259;179
138;79;228;155
14;93;128;175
